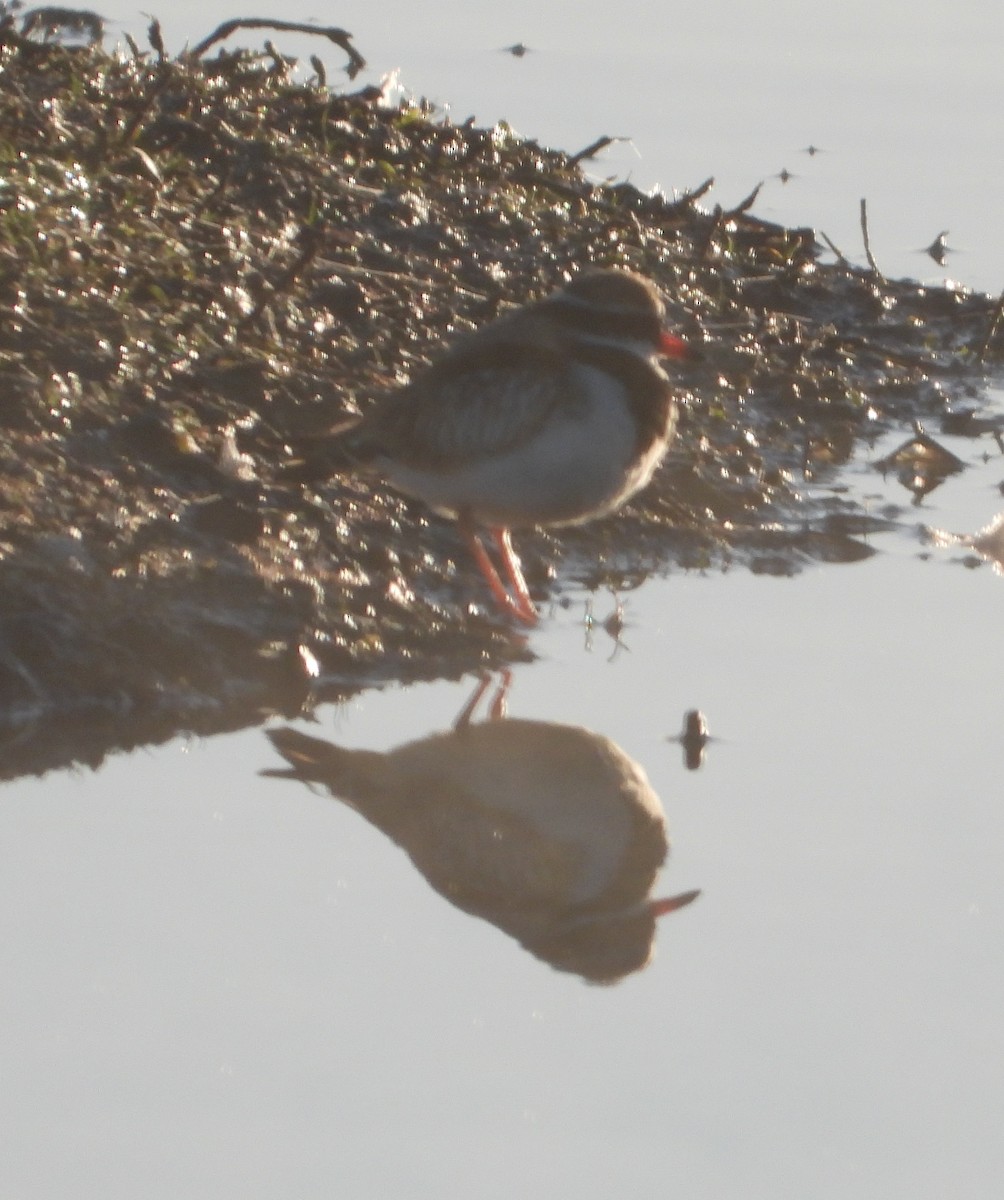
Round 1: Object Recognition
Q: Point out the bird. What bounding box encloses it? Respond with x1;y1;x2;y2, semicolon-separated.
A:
264;672;699;983
289;268;691;624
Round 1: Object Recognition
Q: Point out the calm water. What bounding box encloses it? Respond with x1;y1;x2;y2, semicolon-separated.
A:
4;6;1004;1198
5;423;1004;1197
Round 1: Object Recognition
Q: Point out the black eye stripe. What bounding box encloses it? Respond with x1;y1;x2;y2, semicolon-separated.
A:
547;298;663;344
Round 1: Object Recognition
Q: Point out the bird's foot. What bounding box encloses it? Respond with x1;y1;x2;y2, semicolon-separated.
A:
460;522;539;626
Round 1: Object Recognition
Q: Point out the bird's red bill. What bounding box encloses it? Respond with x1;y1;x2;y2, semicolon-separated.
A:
659;331;692;360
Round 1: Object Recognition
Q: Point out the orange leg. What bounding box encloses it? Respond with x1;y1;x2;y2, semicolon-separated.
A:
491;528;535;621
458;517;538;625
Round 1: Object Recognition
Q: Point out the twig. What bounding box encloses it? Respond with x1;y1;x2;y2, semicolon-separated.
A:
241;224;326;327
819;230;851;267
188;19;366;79
859;197;885;281
146;14;165;62
314;257;490;303
724;182;762;219
659;176;715;220
696;205;724;263
976;287;1004;362
116;23;172;144
568;136;620;167
678;176;715;205
263;39;295;73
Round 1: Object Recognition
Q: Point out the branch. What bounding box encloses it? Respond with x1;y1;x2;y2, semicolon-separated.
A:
859;197;885;282
819;230;851;268
188;19;365;79
976;287;1004;362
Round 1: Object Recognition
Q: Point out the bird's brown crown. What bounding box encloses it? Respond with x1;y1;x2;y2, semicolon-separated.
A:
548;269;667;348
562;268;665;313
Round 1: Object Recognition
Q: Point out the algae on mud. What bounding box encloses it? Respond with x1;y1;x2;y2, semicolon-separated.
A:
0;17;1000;776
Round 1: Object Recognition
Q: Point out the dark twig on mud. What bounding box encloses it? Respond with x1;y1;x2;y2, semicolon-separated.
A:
819;230;851;268
976;287;1004;362
724;182;763;219
147;15;165;61
659;176;715;221
568;136;621;166
116;23;172;143
696;205;725;263
241;224;326;327
859;197;886;282
188;19;366;78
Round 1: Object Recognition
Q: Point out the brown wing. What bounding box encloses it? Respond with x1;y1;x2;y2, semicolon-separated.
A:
349;341;577;471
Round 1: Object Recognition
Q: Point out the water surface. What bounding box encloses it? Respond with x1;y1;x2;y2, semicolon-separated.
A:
4;407;1004;1197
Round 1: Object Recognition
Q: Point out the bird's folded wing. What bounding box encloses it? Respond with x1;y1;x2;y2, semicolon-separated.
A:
355;342;576;471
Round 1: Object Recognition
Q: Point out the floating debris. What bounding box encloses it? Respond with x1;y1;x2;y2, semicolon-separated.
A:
668;710;712;771
875;428;966;501
924;230;952;265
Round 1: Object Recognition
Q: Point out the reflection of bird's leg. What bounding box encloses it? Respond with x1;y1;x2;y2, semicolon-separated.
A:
457;513;538;625
453;668;513;730
487;668;512;721
453;672;492;731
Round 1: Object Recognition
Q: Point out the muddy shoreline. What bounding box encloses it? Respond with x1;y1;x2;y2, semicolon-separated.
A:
0;19;1000;777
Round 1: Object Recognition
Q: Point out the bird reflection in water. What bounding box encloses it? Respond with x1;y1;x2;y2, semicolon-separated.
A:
264;672;699;984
